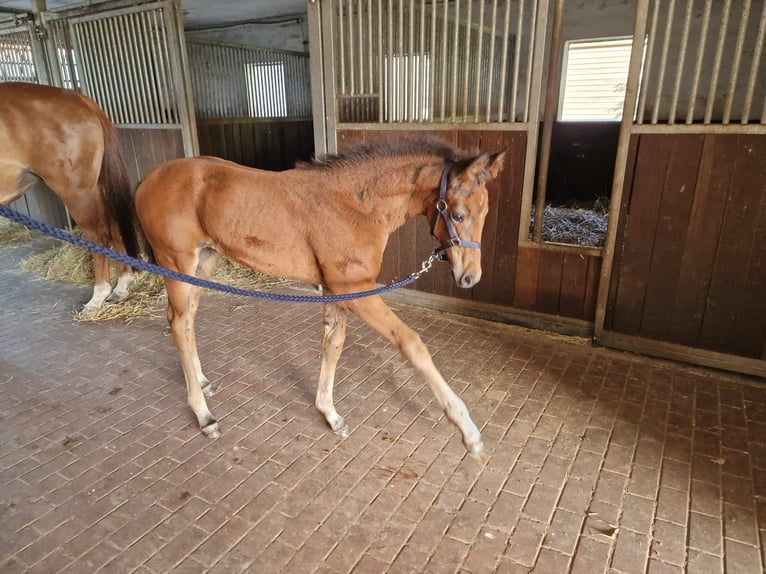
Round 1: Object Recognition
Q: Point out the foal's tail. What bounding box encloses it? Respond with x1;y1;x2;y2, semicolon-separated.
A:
90;98;140;260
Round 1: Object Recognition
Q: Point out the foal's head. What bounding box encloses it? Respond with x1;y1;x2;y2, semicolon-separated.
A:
430;149;506;289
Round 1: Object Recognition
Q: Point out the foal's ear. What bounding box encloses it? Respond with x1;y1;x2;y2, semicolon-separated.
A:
465;148;507;184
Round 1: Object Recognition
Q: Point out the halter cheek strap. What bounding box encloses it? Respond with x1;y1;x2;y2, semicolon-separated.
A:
429;162;482;260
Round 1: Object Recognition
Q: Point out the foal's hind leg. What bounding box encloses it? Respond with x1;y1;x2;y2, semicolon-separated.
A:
163;260;219;438
347;295;484;457
316;302;349;437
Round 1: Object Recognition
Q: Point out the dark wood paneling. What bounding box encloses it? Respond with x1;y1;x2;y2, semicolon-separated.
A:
513;246;539;310
607;133;766;361
667;135;732;345
197;119;315;171
640;135;704;339
610;135;674;335
116;127;185;190
699;135;766;356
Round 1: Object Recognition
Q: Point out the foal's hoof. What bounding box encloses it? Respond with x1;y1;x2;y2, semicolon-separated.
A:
464;436;486;461
201;421;220;439
329;415;349;438
79;305;100;320
334;423;350;439
201;382;216;398
107;290;129;303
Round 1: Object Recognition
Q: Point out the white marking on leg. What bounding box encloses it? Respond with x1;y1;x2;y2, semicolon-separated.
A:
108;271;133;302
83;281;112;314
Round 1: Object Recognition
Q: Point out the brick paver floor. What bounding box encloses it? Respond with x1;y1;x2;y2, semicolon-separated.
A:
1;236;765;573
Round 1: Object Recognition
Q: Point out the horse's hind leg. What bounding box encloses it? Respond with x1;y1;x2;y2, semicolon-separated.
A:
346;295;484;457
106;222;133;303
81;240;112;316
163;256;219;438
316;302;349;437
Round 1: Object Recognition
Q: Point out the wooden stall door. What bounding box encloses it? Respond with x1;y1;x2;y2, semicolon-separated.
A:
600;133;766;377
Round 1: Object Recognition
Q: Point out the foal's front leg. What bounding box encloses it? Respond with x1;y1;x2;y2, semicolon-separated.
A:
347;295;484;457
316;302;349;436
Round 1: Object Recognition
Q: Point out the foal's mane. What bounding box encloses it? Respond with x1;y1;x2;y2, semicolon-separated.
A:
297;135;467;171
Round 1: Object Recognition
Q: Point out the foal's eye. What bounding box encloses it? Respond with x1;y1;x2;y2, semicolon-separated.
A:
451;212;464;223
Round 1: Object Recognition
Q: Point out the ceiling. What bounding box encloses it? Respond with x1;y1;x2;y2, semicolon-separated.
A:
0;0;308;29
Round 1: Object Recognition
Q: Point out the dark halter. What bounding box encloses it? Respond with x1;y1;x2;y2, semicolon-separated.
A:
429;162;482;261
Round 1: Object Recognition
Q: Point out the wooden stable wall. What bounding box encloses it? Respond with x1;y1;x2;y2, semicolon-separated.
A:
338;128;601;326
117;128;185;191
604;133;766;361
197;119;314;171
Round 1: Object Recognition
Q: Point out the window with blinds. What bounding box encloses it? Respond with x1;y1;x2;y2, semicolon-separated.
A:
559;37;633;121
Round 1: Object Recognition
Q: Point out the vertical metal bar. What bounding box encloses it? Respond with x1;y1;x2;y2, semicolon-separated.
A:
367;0;374;97
128;11;155;124
518;0;550;244
156;8;175;123
377;0;384;121
408;0;415;122
512;0;525;123
397;0;404;121
533;0;564;243
651;0;676;125
347;0;355;94
357;0;364;94
387;0;394;121
484;0;498;122
450;0;460;119
439;0;448;121
742;0;766;124
704;0;731;124
594;0;651;338
472;0;485;121
139;10;163;123
84;22;113;119
668;0;693;124
429;0;437;121
523;0;538;122
636;0;660;124
338;0;346;94
461;0;472;121
418;0;426;121
117;14;140;123
104;17;131;123
723;0;751;124
497;0;511;122
686;0;712;124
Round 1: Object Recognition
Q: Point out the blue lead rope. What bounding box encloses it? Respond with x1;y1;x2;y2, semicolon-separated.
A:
0;204;436;303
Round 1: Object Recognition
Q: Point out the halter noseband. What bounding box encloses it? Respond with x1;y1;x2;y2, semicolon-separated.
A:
429;162;482;261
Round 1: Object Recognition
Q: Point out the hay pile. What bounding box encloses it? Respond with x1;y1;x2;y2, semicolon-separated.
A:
0;220;40;245
530;198;609;247
18;234;289;322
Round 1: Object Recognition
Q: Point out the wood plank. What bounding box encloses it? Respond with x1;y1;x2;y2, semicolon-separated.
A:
559;252;589;319
514;245;540;310
485;131;526;307
604;134;639;330
536;249;564;315
583;255;601;321
639;135;704;340
700;135;766;357
667;134;732;346
610;134;671;335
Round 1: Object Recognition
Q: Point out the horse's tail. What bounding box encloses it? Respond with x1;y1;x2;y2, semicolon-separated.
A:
91;100;140;260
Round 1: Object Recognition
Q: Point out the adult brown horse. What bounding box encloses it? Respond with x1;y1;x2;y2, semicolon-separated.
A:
135;136;505;457
0;82;139;315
